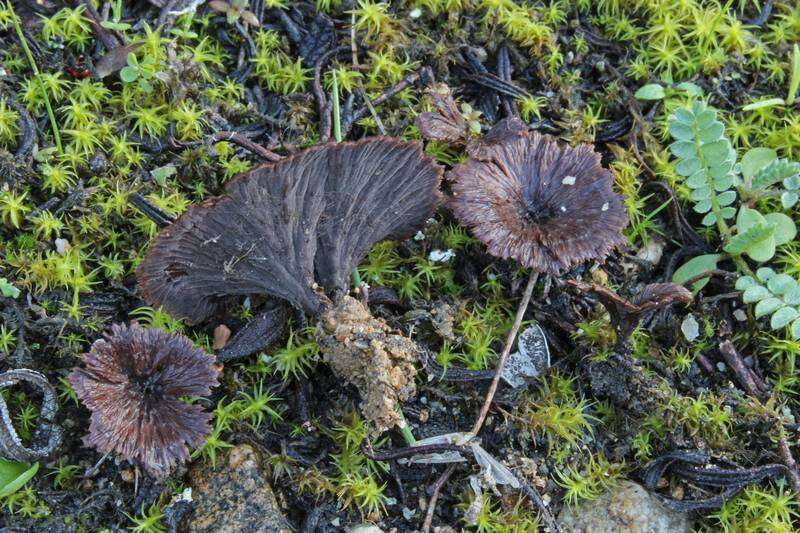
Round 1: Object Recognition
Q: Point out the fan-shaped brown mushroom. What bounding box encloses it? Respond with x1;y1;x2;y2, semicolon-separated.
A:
68;323;219;478
448;119;628;274
137;137;442;324
136;138;442;432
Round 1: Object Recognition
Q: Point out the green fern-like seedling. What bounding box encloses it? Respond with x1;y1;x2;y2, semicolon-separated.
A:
739;147;800;209
724;207;796;263
668;101;737;227
736;267;800;339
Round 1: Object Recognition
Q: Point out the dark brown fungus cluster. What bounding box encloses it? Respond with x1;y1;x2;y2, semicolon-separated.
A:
68;323;219;478
569;280;693;352
137;138;442;324
447;119;628;274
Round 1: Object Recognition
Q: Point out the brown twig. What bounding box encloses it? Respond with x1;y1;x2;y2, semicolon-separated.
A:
470;271;538;436
718;339;762;398
777;431;800;501
421;464;456;533
313;46;351;143
680;269;737;289
342;69;427;137
419;271;540;531
210;131;282;162
80;0;121;50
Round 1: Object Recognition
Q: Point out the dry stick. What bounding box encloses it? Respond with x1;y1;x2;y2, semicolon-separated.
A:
470;270;538;436
421;464;456;533
777;431;800;500
718;340;762;398
210;131;282;162
679;269;736;289
80;0;120;50
342;70;425;137
313;46;351;143
421;272;541;532
348;11;386;135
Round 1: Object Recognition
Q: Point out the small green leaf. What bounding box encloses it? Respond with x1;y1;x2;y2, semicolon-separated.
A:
743;285;770;303
698;122;725;144
767;273;797;295
737;207;767;233
635;83;666;100
126;52;138;67
693;200;713;214
713;173;735;191
700;139;731;166
0;460;38;498
675;81;704;96
746;235;777;262
716;190;736;206
687;170;708;188
0;278;19;298
782;191;798;210
756;267;777;282
709;159;734;179
784;286;800;305
764;212;797;245
721;207;736;219
672;107;695;124
723;222;775;256
771;306;799;329
741;147;778;182
690;186;712;202
151;165;177;187
119;65;138;83
695;108;716;127
742;97;786;111
701;212;717;226
672;254;723;293
791;318;800;339
676;157;702;176
755;297;783;318
785;175;800;190
668;122;694;141
734;276;757;291
669;140;696;159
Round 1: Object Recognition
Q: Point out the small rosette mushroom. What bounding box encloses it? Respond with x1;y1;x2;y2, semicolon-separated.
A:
448;120;628;274
68;323;219;478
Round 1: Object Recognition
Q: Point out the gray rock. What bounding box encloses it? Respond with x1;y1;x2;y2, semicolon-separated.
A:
187;444;291;533
557;480;692;533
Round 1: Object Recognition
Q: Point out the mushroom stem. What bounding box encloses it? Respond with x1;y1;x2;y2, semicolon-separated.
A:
469;271;538;437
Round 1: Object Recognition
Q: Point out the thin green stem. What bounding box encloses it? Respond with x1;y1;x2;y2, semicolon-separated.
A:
331;73;342;143
351;268;362;288
8;1;62;155
396;407;416;445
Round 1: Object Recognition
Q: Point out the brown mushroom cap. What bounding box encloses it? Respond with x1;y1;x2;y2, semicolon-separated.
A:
448;121;628;274
137;137;442;324
68;323;219;478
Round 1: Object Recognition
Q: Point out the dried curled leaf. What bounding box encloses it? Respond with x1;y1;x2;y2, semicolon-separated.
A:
415;84;470;144
137;138;442;323
68;323;219;478
570;280;692;350
448;120;628;273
